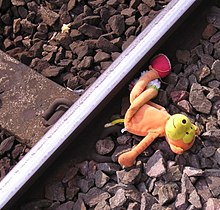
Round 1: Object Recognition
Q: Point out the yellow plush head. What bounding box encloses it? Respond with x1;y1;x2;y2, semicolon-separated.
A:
165;114;198;143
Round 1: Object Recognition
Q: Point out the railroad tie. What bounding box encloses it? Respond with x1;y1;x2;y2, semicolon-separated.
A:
0;50;78;147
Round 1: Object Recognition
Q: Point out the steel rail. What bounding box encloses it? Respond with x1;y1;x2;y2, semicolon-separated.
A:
0;0;201;209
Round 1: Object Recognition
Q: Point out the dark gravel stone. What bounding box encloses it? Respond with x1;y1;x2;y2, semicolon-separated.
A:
202;23;218;39
3;38;14;50
0;0;11;12
195;65;211;82
163;165;182;182
143;0;156;7
188;189;202;209
127;202;140;210
77;178;94;193
20;199;52;210
214;148;220;165
18;7;28;19
37;23;48;33
138;3;151;16
0;136;15;155
207;6;220;29
200;54;215;67
67;0;77;11
140;192;157;209
189;83;212;114
72;198;87;210
66;186;79;200
108;14;125;35
117;134;130;145
208;80;220;88
12;144;24;159
177;99;194;114
212;60;220;81
109;188;127;209
45;182;65;202
97;162;121;174
202;129;220;141
201;146;216;158
20;18;36;34
204;198;220;209
70;43;91;60
78;56;93;69
11;0;25;6
55;33;72;50
143;150;166;178
195;178;213;204
94;51;111;63
66;76;80;90
176;49;191;64
55;201;74;210
175;77;189;91
96;138;115;155
170;90;189;104
116;167;141;185
94;200;110;210
210;31;220;43
29;40;44;57
39;6;60;26
181;173;195;194
95;170;110;188
1;13;13;25
183;166;203;177
206;176;220;197
82;187;111;207
62;166;78;183
97;36;121;53
129;0;141;8
121;8;136;17
158;183;179;205
207;87;220;102
41;66;64;77
175;193;188;210
83;15;101;26
27;1;38;12
152;89;168;106
79;23;103;39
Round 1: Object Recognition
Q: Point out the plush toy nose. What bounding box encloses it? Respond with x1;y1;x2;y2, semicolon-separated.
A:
150;54;171;78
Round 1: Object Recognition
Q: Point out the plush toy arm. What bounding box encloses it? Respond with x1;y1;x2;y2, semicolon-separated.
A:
118;132;159;167
130;69;159;103
147;101;166;111
125;88;158;122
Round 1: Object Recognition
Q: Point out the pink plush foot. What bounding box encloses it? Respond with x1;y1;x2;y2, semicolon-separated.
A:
150;54;171;78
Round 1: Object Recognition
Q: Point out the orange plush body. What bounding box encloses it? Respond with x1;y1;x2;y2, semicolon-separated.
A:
118;54;198;168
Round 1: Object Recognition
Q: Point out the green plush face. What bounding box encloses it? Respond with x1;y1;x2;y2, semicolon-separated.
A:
165;114;197;143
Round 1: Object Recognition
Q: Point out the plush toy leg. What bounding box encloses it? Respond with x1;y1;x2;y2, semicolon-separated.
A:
147;101;166;111
125;88;158;122
130;69;159;103
118;132;159;167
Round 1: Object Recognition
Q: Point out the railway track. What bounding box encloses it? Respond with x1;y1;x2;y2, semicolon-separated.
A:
1;0;220;209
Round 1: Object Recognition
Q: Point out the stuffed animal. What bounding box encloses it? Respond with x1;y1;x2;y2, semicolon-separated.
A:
118;54;199;168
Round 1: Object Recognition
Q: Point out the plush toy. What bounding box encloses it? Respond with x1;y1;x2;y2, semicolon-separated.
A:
118;54;199;168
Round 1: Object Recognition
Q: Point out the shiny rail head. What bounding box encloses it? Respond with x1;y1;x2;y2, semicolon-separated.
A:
0;0;201;209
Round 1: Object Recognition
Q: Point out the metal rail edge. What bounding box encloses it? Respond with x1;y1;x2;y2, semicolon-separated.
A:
0;0;200;209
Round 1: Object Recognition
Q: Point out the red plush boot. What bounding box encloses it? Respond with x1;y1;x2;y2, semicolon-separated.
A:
150;53;171;78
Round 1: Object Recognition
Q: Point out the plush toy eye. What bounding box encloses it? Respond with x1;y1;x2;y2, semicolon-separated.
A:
182;119;186;124
186;132;189;135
